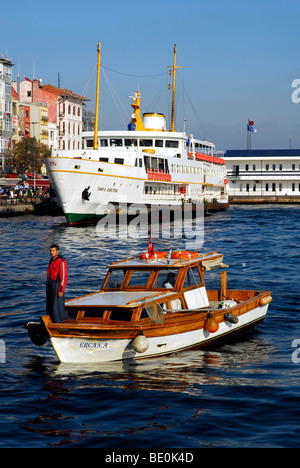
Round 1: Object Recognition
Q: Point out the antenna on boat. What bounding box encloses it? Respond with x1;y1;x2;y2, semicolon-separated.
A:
168;45;182;132
93;41;101;150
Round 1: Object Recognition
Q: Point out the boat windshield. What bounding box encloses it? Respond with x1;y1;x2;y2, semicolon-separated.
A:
104;269;126;289
154;268;178;289
183;266;203;288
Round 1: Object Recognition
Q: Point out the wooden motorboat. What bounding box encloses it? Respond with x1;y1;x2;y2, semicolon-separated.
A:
25;249;272;363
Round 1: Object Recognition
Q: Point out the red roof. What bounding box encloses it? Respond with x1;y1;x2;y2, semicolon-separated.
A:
42;84;90;101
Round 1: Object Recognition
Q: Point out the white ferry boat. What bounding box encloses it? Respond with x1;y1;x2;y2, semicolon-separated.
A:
45;44;229;225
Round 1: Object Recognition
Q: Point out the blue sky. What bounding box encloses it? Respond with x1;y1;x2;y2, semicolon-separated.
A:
2;0;300;151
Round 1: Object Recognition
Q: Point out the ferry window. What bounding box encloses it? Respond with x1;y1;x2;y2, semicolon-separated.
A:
105;269;126;289
134;158;143;167
140;139;153;147
86;139;93;148
155;140;164;148
154;269;178;289
125;139;137;147
109;309;133;322
183;266;202;289
166;140;179;148
114;158;124;165
99;157;109;162
100;139;108;147
127;270;152;288
159;159;165;170
110;139;123;147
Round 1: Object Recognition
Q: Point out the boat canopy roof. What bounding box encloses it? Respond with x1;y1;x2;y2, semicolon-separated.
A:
108;252;226;270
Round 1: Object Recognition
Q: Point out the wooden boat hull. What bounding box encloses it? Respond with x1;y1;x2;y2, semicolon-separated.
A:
46;302;269;364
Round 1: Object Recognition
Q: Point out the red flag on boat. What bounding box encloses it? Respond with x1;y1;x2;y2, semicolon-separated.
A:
148;235;155;257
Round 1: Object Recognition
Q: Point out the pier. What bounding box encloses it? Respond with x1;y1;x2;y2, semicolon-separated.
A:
230;195;300;204
0;197;63;217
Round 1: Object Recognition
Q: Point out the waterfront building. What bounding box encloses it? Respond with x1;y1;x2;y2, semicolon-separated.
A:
11;86;20;148
42;84;89;151
0;56;14;171
225;149;300;201
12;80;89;152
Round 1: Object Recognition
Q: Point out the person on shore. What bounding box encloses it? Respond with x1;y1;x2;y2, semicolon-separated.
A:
46;244;68;323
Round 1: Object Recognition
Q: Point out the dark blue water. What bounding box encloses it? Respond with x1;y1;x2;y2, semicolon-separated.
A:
1;205;300;448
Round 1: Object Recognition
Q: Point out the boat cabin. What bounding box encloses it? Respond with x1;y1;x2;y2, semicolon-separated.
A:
64;252;226;325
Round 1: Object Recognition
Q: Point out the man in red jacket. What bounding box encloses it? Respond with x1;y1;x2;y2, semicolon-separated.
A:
46;244;68;323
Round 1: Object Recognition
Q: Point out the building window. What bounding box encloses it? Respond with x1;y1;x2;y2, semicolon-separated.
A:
272;183;276;192
279;164;283;171
253;184;256;192
266;183;269;192
279;183;283;192
245;164;249;171
246;183;250;192
292;164;296;171
266;164;269;171
272;164;276;170
292;183;295;192
253;164;256;171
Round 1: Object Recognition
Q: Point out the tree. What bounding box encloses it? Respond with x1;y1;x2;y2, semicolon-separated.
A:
83;108;95;131
8;137;51;174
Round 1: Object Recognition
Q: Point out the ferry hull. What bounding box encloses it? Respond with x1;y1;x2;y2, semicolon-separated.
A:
48;304;269;364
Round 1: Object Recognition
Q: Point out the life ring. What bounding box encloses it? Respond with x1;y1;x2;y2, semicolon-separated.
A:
140;251;167;260
171;251;198;259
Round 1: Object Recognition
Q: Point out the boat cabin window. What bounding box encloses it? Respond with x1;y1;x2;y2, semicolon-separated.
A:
127;270;152;288
134;158;143;167
139;139;153;147
99;157;109;162
154;268;178;289
155;140;164;148
82;308;106;318
183;266;203;289
108;308;133;322
125;139;138;147
100;139;108;147
104;269;126;289
114;158;124;165
166;140;179;149
110;139;123;147
86;139;93;148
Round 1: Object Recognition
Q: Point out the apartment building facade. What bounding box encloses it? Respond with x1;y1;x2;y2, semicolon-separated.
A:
12;79;89;152
0;56;13;171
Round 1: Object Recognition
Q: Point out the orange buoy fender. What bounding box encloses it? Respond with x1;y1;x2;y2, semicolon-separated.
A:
204;313;219;333
171;251;198;259
259;295;272;306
